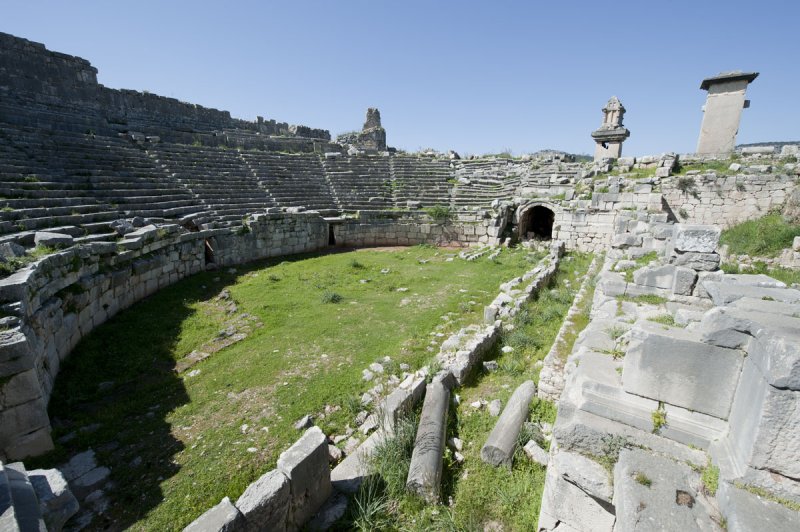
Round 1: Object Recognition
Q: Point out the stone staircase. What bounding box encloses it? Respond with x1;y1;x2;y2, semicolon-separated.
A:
321;155;393;211
0;460;78;531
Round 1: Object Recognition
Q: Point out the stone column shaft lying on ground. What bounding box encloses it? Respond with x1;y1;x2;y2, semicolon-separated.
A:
481;380;536;467
406;381;449;503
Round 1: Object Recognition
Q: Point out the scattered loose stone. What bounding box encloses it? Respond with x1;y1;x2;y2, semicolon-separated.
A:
523;441;549;466
483;360;499;372
293;415;314;430
488;399;503;417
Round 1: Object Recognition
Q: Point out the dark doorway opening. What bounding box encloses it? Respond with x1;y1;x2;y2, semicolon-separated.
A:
328;225;336;246
204;239;215;264
524;206;555;240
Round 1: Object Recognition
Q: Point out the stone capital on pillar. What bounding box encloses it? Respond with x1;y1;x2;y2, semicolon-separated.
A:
591;96;630;162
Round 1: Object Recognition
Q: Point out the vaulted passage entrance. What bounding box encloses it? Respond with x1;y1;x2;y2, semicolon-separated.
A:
521;205;555;240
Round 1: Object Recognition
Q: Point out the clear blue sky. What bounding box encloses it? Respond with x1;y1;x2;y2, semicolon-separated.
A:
3;1;798;156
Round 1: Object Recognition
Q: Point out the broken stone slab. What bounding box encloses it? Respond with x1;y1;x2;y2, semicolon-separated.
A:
703;281;800;307
673;224;721;253
33;231;73;249
537;450;615;532
672;266;697;296
552;450;612;502
522;440;549;466
721;273;787;288
671;250;720;271
276;426;331;530
183;497;244;532
633;264;675;290
330;429;388;494
729;296;800;317
481;380;536;468
623;321;744;419
5;462;47;532
234;469;289;532
613;448;719;532
717;480;800;532
406;381;449;503
28;468;79;531
306;492;348;531
0;242;25;261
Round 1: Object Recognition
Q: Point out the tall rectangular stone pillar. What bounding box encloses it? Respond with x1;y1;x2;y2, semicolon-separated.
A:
696;71;758;155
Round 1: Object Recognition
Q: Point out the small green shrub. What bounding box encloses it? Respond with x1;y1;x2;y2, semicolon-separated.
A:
425;205;452;222
634;472;652;487
648;314;676;327
321;291;343;304
678;208;689;219
701;462;719;496
652;403;667;433
349;258;365;269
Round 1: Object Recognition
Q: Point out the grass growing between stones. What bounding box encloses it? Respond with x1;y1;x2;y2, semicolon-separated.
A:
338;252;593;530
720;212;800;257
721;261;800;287
40;245;539;531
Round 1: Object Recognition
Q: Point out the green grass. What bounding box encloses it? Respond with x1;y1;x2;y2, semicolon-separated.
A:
39;246;539;531
648;314;676;327
720;212;800;257
701;461;719;496
674;160;732;176
333;252;593;531
634;471;652;487
616;293;668;306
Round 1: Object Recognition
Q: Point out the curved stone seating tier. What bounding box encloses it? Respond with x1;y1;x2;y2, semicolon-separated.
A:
322;155;392;211
240;151;339;214
390;155;453;207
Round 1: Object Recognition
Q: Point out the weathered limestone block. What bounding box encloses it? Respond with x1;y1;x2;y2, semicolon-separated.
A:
276;426;330;530
671;250;720;271
623;322;743;419
481;380;536;467
34;232;73;248
672;266;698;295
538;450;615;532
717;481;800;532
3;462;47;531
703;281;800;306
613;448;718;532
183;497;244;532
673;224;721;253
633;264;675;290
406;381;449;503
28;467;79;531
235;469;290;532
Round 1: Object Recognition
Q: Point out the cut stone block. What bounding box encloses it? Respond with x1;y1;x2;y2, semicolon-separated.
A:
4;462;47;532
28;468;79;531
613;448;719;532
671;251;720;271
703;281;800;306
406;381;449;503
277;426;331;530
717;481;800;532
538;451;615;532
235;469;289;532
481;380;536;467
34;232;74;248
183;497;243;532
633;264;675;290
672;266;697;296
623;321;743;419
673;224;721;253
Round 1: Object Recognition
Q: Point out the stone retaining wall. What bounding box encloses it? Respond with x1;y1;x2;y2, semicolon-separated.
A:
333;210;507;248
0;213;328;461
662;172;796;227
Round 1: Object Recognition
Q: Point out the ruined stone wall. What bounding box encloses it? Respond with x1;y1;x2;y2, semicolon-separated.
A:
662;172;796;227
0;214;328;461
0;32;330;142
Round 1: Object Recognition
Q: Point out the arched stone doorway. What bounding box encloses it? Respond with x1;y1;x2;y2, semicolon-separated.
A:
519;204;555;241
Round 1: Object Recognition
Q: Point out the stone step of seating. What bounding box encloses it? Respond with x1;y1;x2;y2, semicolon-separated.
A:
0;204;111;222
74;232;118;244
3;462;47;531
4;211;123;235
